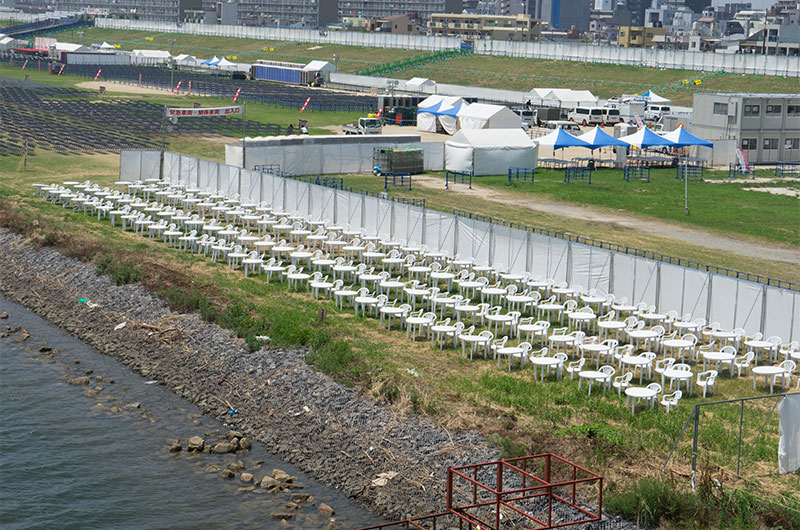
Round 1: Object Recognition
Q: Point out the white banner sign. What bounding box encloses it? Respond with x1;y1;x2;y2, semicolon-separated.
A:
166;106;242;118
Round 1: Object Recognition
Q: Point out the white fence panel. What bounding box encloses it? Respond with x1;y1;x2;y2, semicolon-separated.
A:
139;151;162;181
271;176;286;211
220;166;239;197
529;233;568;283
733;281;764;336
405;206;425;247
709;275;739;329
571;244;611;294
180;156;199;188
119;150;141;182
633;259;659;307
163;152;180;184
312;186;336;223
763;286;798;342
456;217;492;267
611;253;636;304
197;160;217;190
659;263;687;317
240;169;260;204
423;210;455;254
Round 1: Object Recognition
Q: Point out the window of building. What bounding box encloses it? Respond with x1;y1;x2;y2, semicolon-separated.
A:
766;104;782;115
741;138;757;150
788;105;800;116
744;104;760;116
763;138;778;150
713;102;728;115
785;138;799;150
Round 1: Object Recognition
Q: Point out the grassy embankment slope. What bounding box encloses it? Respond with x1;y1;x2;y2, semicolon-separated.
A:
40;25;800;105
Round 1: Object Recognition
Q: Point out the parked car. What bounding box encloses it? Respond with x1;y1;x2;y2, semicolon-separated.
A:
601;107;622;125
544;120;582;133
511;107;537;130
644;104;671;122
568;106;604;126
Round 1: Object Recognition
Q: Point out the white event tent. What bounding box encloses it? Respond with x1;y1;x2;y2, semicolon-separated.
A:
457;103;521;130
445;129;537;176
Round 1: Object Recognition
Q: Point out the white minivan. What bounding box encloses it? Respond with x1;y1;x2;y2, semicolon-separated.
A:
644;104;671;122
568;106;604;126
601;107;622;125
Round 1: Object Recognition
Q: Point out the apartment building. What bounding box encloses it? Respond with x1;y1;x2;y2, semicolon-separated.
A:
693;93;800;163
55;0;202;22
428;12;542;40
617;24;668;45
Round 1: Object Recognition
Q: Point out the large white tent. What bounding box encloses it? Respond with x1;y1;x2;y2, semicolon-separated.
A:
405;77;435;92
303;60;337;74
457;103;521;130
174;54;198;67
132;49;172;65
445;129;537;176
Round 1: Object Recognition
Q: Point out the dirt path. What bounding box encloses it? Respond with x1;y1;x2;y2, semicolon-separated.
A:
76;80;179;96
412;175;800;265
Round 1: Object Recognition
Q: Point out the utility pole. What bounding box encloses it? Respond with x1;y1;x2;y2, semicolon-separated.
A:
168;38;176;90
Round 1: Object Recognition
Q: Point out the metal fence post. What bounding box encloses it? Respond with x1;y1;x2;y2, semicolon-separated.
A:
566;241;573;285
608;251;615;294
706;274;714;326
691;405;700;491
655;262;662;312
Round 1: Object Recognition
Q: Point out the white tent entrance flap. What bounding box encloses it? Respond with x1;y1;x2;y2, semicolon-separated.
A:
445;129;537;176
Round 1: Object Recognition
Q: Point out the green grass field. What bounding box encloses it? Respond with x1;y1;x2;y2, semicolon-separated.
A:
42;26;427;73
30;25;798;105
1;149;798;528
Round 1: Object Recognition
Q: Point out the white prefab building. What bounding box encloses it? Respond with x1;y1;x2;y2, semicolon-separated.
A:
303;60;337;76
445;129;537;176
457;103;522;130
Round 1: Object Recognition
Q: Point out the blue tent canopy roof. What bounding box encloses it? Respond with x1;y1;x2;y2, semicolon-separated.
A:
576;127;629;149
417;101;442;114
536;128;592;150
661;126;713;148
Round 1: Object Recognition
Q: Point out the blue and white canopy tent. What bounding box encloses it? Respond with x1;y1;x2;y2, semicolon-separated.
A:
577;126;629;149
640;90;671;103
437;100;467;135
619;127;676;149
416;96;466;134
535;128;593;161
660;126;714;215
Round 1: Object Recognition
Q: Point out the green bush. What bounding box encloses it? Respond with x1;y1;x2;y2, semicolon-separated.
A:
96;256;142;285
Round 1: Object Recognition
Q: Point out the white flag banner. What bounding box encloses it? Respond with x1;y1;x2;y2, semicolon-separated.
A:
166;106;242;118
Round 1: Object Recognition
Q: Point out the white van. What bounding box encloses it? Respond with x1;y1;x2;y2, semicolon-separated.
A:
511;107;537;130
568;106;604;126
644;104;671;122
601;107;622;125
544;120;582;133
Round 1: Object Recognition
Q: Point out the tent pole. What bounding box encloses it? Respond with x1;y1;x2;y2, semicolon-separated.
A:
684;154;689;216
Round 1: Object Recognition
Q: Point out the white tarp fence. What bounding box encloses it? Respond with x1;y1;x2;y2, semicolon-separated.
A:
119;151;800;342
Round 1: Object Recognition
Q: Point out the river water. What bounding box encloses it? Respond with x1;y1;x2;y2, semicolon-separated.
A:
0;294;377;529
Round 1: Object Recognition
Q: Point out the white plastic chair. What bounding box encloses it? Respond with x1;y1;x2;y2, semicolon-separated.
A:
661;390;682;413
566;358;585;380
612;372;634;396
734;351;755;377
696;370;718;398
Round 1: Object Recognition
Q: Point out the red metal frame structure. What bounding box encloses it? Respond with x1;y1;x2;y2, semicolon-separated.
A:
357;454;603;530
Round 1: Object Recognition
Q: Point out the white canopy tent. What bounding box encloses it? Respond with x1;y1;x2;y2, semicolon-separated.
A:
99;41;116;49
457;103;522;130
303;60;337;74
445;129;537;176
405;77;435;92
132;49;172;65
174;54;198;67
527;88;597;108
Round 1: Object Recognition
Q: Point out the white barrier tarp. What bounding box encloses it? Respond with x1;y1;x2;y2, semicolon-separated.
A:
572;245;611;294
164;152;180;184
633;259;658;307
763;286;798;342
406;206;425;247
198;159;217;190
240;169;260;203
456;216;491;267
611;253;636;304
119;150;141;182
140;151;162;181
181;156;199;189
312;186;335;222
423;210;455;254
732;281;764;336
709;275;739;329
